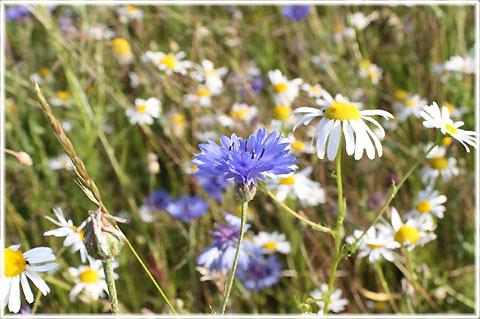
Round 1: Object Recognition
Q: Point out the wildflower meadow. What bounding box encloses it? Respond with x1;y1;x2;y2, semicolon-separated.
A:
2;2;478;316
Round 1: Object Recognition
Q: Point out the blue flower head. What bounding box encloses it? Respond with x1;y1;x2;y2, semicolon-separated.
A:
196;175;231;202
197;212;261;274
166;195;208;223
6;6;30;21
281;5;311;21
237;254;282;291
192;128;296;188
145;190;170;211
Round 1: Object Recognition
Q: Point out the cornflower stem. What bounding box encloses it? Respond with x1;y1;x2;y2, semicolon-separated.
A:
324;137;345;315
350;135;442;249
30;290;42;314
220;200;248;314
375;261;400;313
260;183;333;235
103;259;119;314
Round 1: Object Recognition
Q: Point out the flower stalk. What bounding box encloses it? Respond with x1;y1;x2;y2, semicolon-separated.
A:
103;259;119;314
220;200;248;314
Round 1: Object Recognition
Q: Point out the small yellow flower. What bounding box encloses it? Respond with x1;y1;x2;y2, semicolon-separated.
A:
112;38;131;55
394;89;408;101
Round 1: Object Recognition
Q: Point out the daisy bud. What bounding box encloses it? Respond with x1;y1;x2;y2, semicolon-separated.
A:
83;208;126;260
147;152;160;174
16;151;33;166
234;183;256;203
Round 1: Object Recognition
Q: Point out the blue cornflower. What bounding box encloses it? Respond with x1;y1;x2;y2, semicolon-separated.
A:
196;175;231;202
192;128;296;188
237;254;283;291
166;195;208;223
281;5;311;21
197;212;261;274
6;6;30;21
241;76;266;97
145;190;170;211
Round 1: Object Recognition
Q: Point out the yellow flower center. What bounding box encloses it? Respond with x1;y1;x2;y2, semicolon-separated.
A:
56;91;70;101
272;105;292;120
291;140;305;151
79;269;99;283
273;83;288;93
321;55;330;62
197;88;211;97
70;226;85;240
405;99;416;107
136;104;147;112
332;24;344;33
170;114;186;128
264;242;277;250
231;108;249;121
112;38;131;55
4;248;26;277
442;102;455;113
394;225;420;244
324;100;361;121
39;67;52;78
360;59;372;69
429;157;448;170
205;69;217;76
311;86;321;93
442;137;453;146
280;176;295;185
161;54;176;69
394;89;407;101
367;243;382;249
127;5;136;12
445;124;458;135
417;201;431;213
368;71;378;79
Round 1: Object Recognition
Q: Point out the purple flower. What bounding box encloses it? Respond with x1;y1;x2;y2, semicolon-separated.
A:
237;254;282;291
281;5;311;21
241;76;265;97
6;6;30;21
192;128;296;187
145;190;170;211
196;175;231;202
197;212;261;274
166;195;208;223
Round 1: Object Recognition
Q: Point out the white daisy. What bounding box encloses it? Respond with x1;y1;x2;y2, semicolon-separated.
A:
433;63;450;83
284;133;316;154
440;102;468;119
184;87;213;108
379;208;436;251
252;231;291;254
348;12;370;30
345;227;400;263
301;83;325;98
116;5;143;21
330;24;355;43
161;111;186;137
311;283;349;313
405;186;447;223
68;258;118;302
230;103;258;123
311;51;336;70
359;60;383;85
419;145;459;184
268;69;303;106
50;91;72;108
48;154;74;171
138;204;159;223
266;167;325;207
444;56;475;74
125;97;162;125
292;92;393;161
191;59;228;95
394;94;427;123
1;242;58;313
44;207;88;263
83;24;116;40
142;51;192;75
420;102;478;152
111;38;133;64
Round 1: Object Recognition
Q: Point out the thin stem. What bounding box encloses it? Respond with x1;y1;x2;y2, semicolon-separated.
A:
404;249;420;312
220;200;248;314
103;259;119;314
375;262;400;313
324;137;345;314
350;136;442;249
260;182;333;235
30;289;42;314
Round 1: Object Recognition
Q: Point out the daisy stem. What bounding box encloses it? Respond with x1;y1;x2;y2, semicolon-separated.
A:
375;261;400;313
404;248;420;312
30;289;42;314
103;258;119;314
220;200;248;314
324;137;345;315
260;183;333;235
